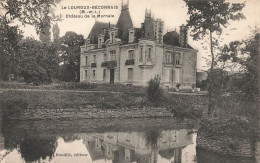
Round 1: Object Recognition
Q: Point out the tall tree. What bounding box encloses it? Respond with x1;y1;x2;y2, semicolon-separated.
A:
52;23;60;49
0;0;61;80
60;32;84;82
184;0;245;70
39;16;51;44
0;18;23;80
18;38;60;85
0;0;61;33
218;32;260;101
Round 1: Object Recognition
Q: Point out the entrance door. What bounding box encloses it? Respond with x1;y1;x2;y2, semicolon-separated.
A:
110;69;114;84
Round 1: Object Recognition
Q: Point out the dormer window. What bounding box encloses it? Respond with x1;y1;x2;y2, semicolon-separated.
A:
98;38;102;48
86;39;90;45
111;32;114;43
128;28;135;43
97;35;104;48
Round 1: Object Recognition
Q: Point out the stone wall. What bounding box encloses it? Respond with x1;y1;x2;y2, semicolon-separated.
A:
16;106;173;120
196;118;258;159
197;134;255;158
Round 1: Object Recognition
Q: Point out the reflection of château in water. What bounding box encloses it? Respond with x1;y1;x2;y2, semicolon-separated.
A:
77;129;193;163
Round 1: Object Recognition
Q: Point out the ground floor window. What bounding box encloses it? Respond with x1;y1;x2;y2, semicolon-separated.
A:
128;68;133;81
103;69;106;81
85;70;87;80
93;70;96;78
165;69;170;82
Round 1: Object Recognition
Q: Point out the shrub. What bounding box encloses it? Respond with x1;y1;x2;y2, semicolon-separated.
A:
146;75;164;105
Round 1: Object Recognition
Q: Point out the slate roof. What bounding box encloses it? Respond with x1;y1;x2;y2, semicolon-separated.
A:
116;5;133;43
87;21;115;44
163;31;193;49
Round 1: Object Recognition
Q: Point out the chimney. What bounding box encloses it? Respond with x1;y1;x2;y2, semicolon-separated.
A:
179;24;188;48
154;18;164;44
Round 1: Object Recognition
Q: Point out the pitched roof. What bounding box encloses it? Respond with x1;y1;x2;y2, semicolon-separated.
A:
163;31;193;49
87;21;115;44
163;31;181;47
116;5;133;43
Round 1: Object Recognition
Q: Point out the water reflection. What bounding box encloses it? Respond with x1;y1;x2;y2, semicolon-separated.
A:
0;119;257;163
0;119;196;163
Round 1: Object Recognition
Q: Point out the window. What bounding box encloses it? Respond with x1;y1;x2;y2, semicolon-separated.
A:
139;47;143;62
165;69;170;82
128;68;133;81
111;32;114;43
103;69;106;81
98;38;102;48
85;56;88;66
104;54;107;62
110;50;116;60
85;70;87;80
129;31;134;43
165;51;171;63
176;53;181;65
93;70;96;78
93;55;96;63
148;47;152;61
128;50;134;59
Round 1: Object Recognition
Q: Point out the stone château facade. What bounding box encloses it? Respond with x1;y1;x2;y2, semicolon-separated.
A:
80;2;198;89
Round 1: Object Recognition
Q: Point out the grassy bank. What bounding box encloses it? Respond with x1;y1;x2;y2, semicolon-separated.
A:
0;88;208;120
0;81;146;93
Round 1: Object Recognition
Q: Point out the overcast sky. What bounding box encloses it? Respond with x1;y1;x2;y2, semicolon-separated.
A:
19;0;260;70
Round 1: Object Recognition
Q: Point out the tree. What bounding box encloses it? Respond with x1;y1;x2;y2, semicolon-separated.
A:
39;16;51;44
218;32;259;101
206;32;259;117
0;0;61;33
59;32;84;82
184;0;245;70
0;0;61;81
52;23;60;49
0;18;23;80
146;75;164;105
18;38;60;85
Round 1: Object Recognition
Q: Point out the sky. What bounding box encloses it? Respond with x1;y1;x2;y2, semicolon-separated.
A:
17;0;260;70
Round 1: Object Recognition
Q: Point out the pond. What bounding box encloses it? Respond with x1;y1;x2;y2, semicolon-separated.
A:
0;118;257;163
